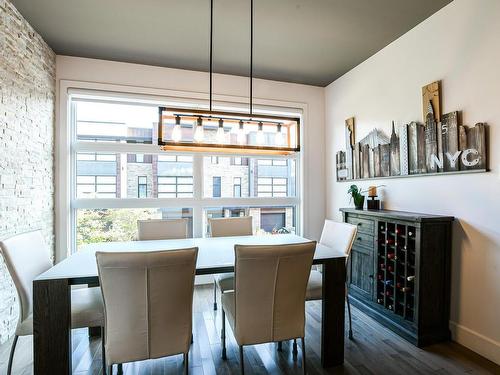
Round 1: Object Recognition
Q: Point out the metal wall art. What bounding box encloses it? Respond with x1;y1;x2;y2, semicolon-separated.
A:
336;81;488;181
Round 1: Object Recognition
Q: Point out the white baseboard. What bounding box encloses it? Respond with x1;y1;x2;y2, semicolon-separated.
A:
450;321;500;365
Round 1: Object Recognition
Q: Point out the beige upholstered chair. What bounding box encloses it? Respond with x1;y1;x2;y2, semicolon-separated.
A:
221;242;316;374
0;230;104;375
306;220;357;339
96;248;198;375
208;216;253;311
137;218;189;241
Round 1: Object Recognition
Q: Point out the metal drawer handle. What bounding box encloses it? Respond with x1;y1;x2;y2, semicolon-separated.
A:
357;237;362;241
357;223;362;226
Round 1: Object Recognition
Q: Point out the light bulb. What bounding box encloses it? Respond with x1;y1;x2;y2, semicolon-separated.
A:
171;115;182;142
194;117;204;143
275;124;284;146
216;118;225;144
256;122;265;145
237;120;246;144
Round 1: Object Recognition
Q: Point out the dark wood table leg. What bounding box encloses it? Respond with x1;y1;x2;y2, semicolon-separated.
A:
34;279;72;374
321;257;346;367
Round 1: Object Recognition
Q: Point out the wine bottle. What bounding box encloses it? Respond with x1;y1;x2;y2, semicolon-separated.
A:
385;290;392;296
377;298;383;304
407;275;415;282
388;304;393;310
384;280;393;286
387;265;393;272
378;274;383;280
401;287;411;293
396;282;403;288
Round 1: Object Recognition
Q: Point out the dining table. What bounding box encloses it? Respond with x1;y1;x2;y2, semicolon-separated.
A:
33;233;346;374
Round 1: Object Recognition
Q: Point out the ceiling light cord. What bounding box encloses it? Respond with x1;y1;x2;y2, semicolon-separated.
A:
210;0;213;112
209;0;253;116
250;0;253;116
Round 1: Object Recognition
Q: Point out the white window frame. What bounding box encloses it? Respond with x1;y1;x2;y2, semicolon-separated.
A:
56;80;306;261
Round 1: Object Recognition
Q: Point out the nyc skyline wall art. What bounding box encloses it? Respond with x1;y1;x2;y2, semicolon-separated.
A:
335;81;488;182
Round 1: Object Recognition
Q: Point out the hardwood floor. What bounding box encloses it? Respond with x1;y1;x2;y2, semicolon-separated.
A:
1;285;498;375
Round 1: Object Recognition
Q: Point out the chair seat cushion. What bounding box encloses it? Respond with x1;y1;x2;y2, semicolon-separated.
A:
16;286;104;336
306;270;322;301
215;273;235;292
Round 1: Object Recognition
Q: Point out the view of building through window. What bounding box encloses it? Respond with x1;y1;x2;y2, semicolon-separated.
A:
72;97;300;250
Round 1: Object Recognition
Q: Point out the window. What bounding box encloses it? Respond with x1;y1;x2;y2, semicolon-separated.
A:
158;176;193;198
257;177;288;197
138;176;148;198
77;208;193;246
213;176;221;197
233;177;242;197
76;175;117;198
204;206;295;237
68;95;301;252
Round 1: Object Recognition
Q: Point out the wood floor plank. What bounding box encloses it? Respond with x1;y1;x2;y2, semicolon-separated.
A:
1;285;498;375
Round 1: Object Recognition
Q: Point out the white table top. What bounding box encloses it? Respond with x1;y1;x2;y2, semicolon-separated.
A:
36;234;345;282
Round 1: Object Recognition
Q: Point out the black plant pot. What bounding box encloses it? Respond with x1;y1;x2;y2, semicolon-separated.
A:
353;195;365;210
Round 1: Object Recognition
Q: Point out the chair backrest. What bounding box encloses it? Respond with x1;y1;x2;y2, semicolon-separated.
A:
233;241;315;345
137;218;189;241
209;216;253;237
319;220;357;259
0;230;52;322
96;248;198;365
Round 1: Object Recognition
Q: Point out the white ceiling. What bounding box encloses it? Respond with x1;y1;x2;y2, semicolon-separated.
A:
12;0;451;86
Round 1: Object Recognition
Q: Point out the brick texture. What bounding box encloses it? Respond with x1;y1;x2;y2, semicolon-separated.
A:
0;0;55;343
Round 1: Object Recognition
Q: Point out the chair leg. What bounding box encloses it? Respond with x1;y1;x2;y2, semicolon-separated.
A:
221;309;227;360
7;335;18;375
107;364;113;375
213;279;218;310
346;293;353;339
292;338;298;357
277;341;283;351
101;327;106;375
184;352;189;375
239;346;245;375
117;363;123;374
300;337;306;375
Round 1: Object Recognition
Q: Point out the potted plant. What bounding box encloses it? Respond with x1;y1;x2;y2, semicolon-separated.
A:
348;184;365;210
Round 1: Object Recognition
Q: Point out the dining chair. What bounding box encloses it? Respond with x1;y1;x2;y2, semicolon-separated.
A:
221;241;316;374
306;220;357;339
96;247;198;375
137;218;189;241
0;230;104;375
208;216;253;311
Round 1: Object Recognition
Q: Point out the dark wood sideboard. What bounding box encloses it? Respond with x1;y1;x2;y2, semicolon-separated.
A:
340;208;454;346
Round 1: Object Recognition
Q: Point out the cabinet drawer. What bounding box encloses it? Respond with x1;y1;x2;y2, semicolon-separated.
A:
353;231;374;251
347;216;374;235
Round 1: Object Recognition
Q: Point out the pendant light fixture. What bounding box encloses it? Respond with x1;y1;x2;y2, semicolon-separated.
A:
237;120;246;144
193;117;204;143
157;0;301;155
275;124;284;146
171;115;182;142
216;118;225;143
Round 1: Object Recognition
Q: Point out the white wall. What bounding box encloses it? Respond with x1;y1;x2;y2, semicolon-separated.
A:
325;0;500;364
55;56;326;240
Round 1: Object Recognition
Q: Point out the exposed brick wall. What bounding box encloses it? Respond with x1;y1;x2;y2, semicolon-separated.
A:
0;0;55;343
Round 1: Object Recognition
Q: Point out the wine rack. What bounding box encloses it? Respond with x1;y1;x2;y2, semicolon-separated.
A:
376;222;416;322
341;208;453;347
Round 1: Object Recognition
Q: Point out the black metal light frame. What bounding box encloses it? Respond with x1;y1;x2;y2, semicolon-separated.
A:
157;0;301;155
